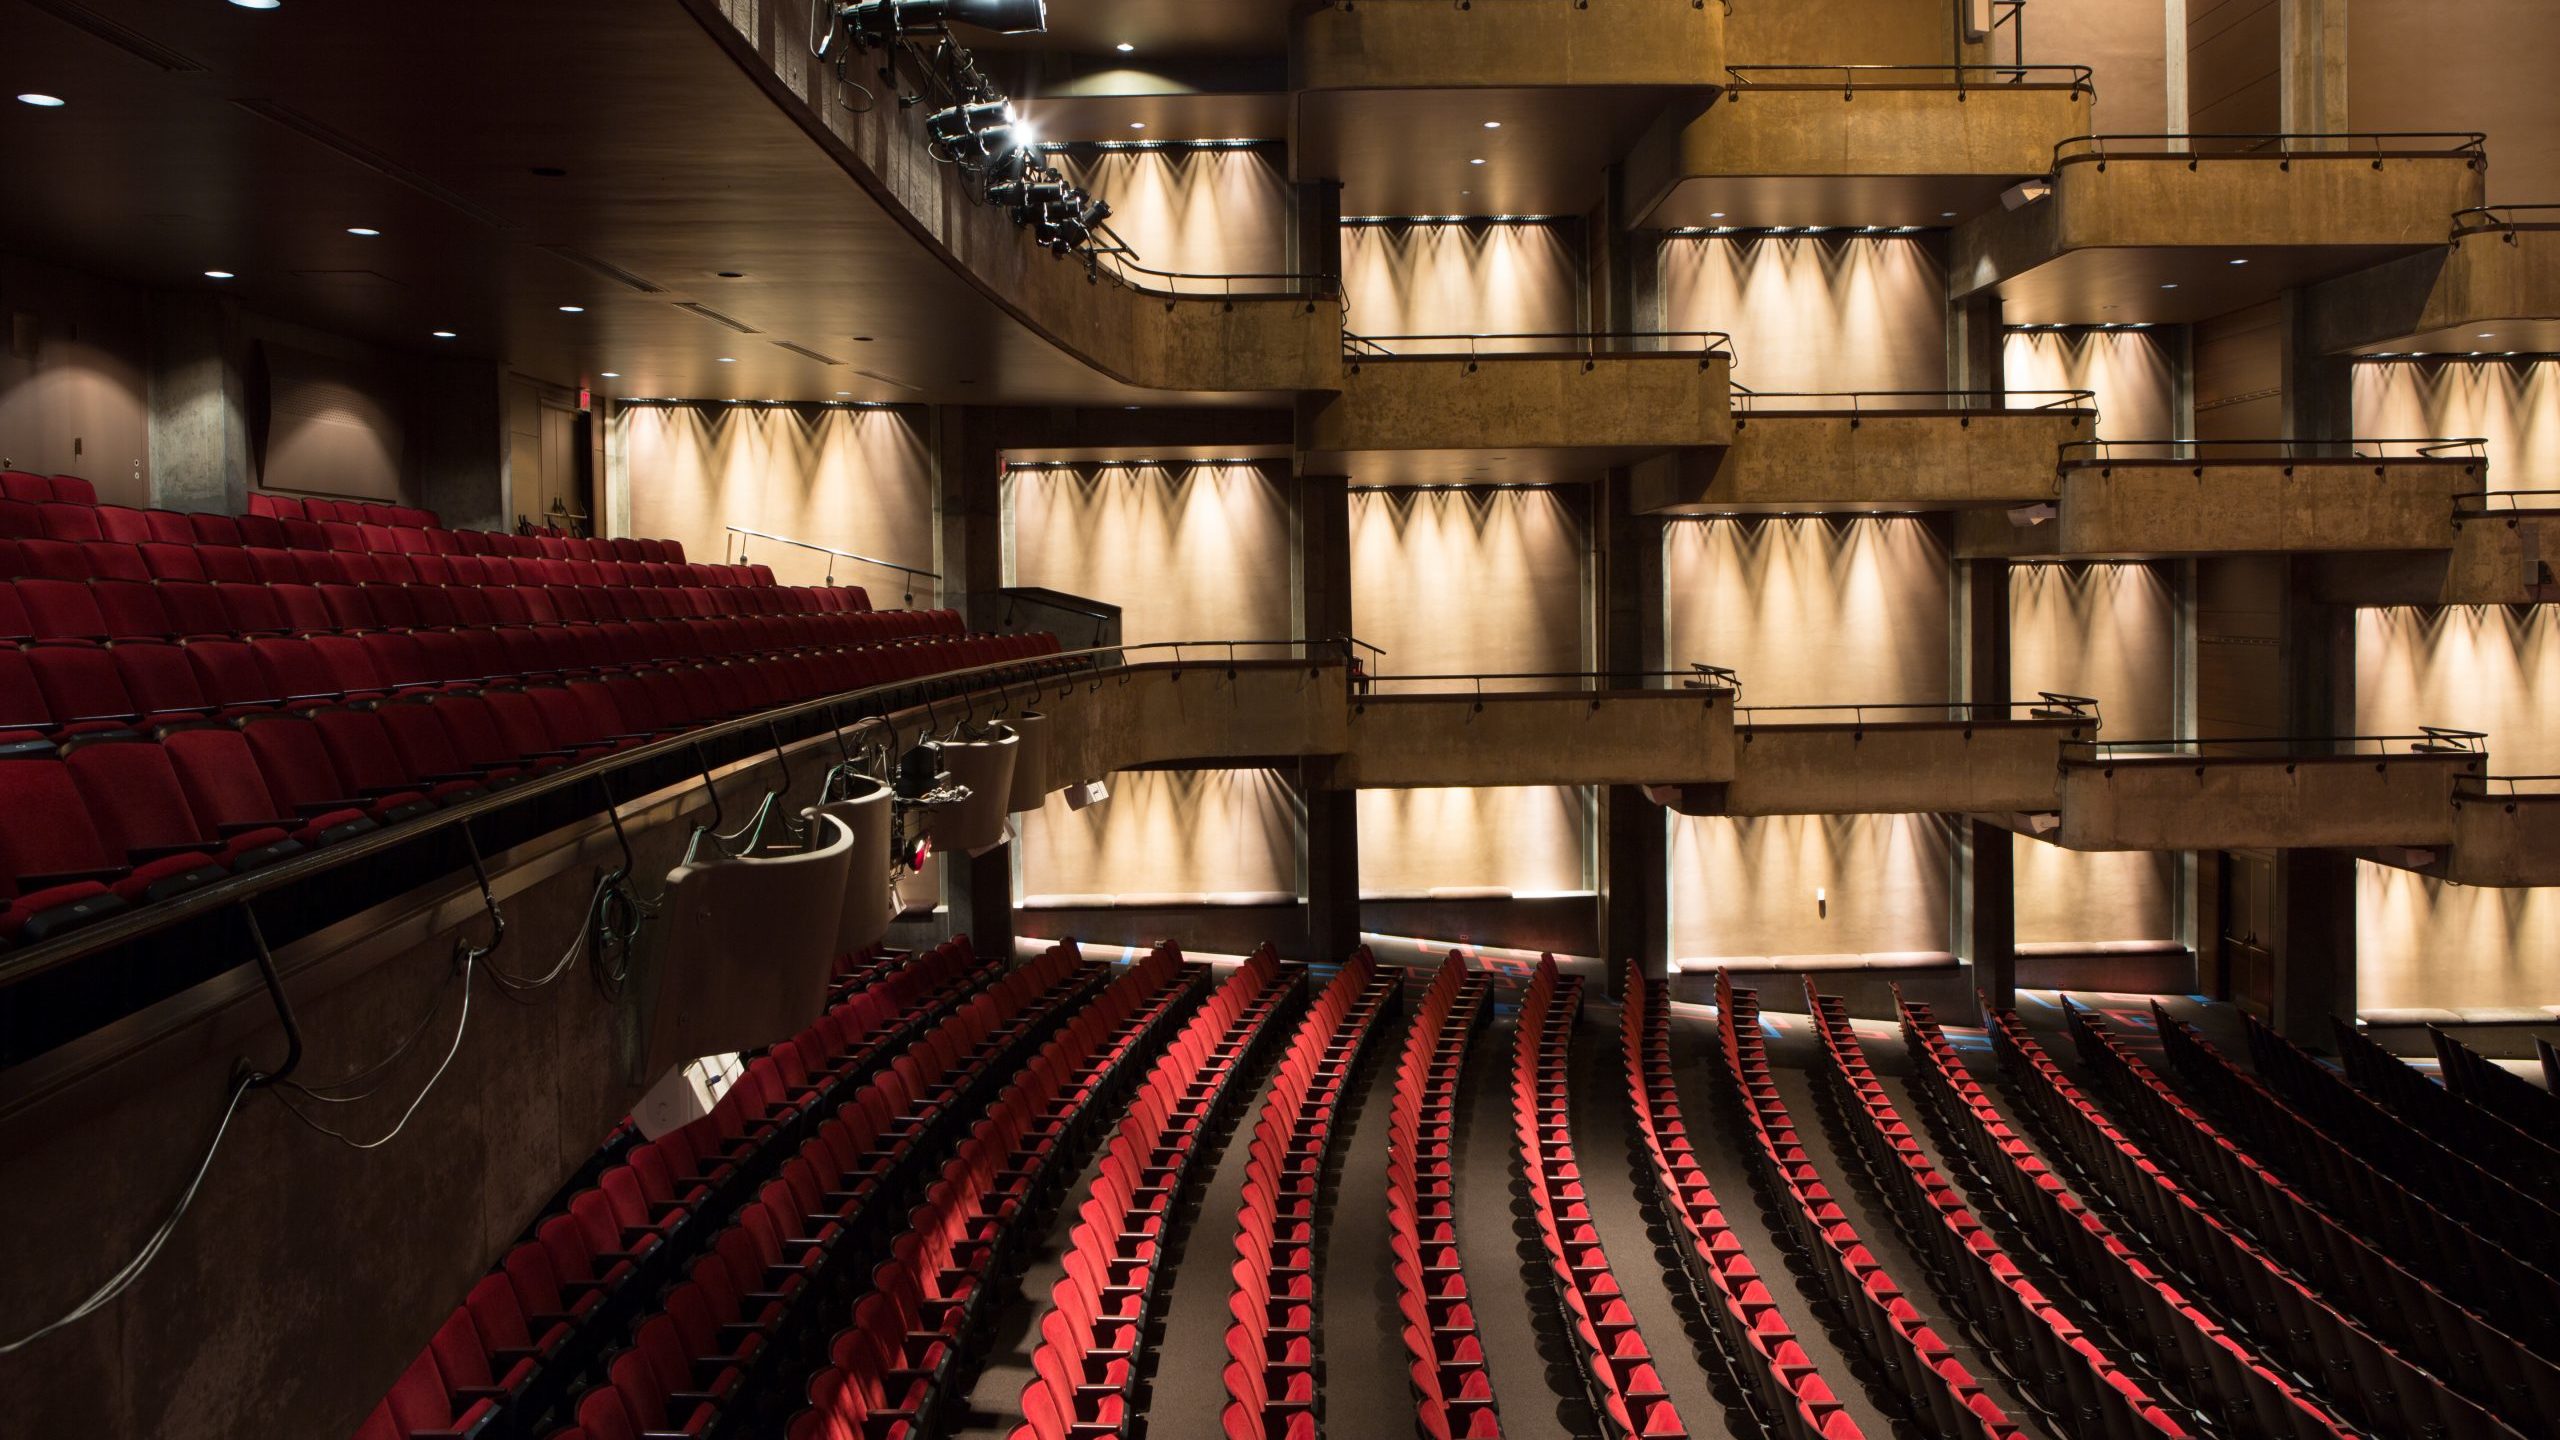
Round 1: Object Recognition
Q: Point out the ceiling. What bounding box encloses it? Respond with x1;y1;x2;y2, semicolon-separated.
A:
974;0;1298;59
0;0;1219;407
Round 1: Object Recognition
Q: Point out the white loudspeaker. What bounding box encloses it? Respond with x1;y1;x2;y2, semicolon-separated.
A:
1064;779;1110;811
632;1052;744;1139
2001;179;2053;211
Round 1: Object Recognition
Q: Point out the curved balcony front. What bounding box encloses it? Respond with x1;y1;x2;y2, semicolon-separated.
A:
2057;732;2485;851
2316;206;2560;357
1630;66;2096;228
1630;390;2093;514
2445;491;2560;603
1656;701;2098;816
1953;133;2489;323
1957;438;2486;558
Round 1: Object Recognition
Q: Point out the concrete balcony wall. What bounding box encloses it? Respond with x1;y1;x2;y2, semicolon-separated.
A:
2058;750;2482;850
1039;662;1352;782
2444;507;2559;603
1630;83;2093;226
2440;790;2560;887
1301;354;1736;460
1630;409;2087;513
1323;690;1739;790
1293;0;1725;90
1958;457;2483;557
1670;717;2087;815
1725;0;1980;68
2314;224;2560;356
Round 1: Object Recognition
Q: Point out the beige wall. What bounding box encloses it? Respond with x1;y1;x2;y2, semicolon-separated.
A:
1665;517;1954;708
1671;814;1957;961
2030;2;2173;133
2360;862;2560;1013
2357;604;2559;772
2187;0;2280;132
2350;0;2560;204
2011;562;2180;944
1660;235;1948;395
0;252;153;504
1057;148;1291;280
2004;329;2182;441
1005;462;1293;645
620;402;937;599
1358;786;1589;898
2354;359;2560;482
1017;767;1301;902
1341;221;1579;351
1349;485;1591;896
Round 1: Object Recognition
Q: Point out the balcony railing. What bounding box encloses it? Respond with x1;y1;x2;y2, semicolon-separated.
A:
2456;488;2560;519
2051;132;2488;170
2451;204;2560;242
1732;387;2094;419
2460;774;2560;802
1342;329;1736;363
2056;437;2487;467
725;526;939;599
1734;695;2100;732
1725;63;2093;98
1086;247;1340;305
2065;729;2487;763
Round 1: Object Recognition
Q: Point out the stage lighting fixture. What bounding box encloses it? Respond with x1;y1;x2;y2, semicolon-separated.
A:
832;0;1048;50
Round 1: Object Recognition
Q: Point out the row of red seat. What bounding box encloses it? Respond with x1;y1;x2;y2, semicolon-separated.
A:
1802;985;2191;1440
2147;1006;2560;1355
1220;951;1399;1440
0;500;715;573
1513;958;1687;1439
1010;949;1302;1440
0;537;811;605
1620;971;1863;1440
558;943;1104;1440
1998;1006;2542;1437
2321;1019;2560;1221
1896;999;2356;1439
249;492;440;528
2429;1025;2560;1147
356;941;995;1440
0;630;1050;946
0;471;97;506
1710;972;2021;1440
1386;954;1500;1440
786;945;1211;1440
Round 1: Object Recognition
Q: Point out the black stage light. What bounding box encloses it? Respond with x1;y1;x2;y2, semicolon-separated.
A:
838;0;1048;47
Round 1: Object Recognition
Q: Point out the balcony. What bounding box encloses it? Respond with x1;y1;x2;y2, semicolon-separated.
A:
1301;332;1735;484
2317;206;2560;357
1650;698;2098;816
2445;491;2560;603
1629;66;2096;228
1292;0;1724;216
1629;389;2093;514
1322;672;1738;789
1953;133;2489;323
2055;731;2486;851
2435;778;2560;887
1956;438;2486;558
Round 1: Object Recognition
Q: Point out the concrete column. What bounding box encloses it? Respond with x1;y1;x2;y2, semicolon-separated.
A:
1597;469;1667;996
1950;290;2005;400
1965;558;2018;1012
1297;469;1360;962
2269;559;2357;1036
145;293;249;515
2279;0;2351;135
931;406;1007;625
1291;180;1344;292
947;845;1016;965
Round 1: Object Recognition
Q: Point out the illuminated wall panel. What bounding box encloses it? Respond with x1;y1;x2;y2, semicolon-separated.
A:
1357;787;1589;898
2004;329;2181;441
2354;358;2560;480
1005;462;1294;647
1658;235;1948;394
1018;768;1303;902
1341;221;1579;351
2360;863;2560;1014
1671;814;1957;962
619;402;937;599
1664;516;1952;708
1056;148;1290;280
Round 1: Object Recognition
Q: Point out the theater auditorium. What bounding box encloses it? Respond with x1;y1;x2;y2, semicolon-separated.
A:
2;3;2556;1439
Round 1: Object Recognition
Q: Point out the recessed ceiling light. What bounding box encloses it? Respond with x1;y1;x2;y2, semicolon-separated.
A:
1708;211;1726;219
837;390;855;397
346;226;381;237
431;330;457;339
717;357;736;363
1941;211;1958;219
1115;42;1134;52
599;372;619;378
16;93;66;108
2227;257;2249;265
1469;158;1485;166
229;0;282;9
1129;122;1146;130
1483;121;1502;130
204;270;236;280
559;305;585;313
2160;283;2179;290
2477;332;2498;339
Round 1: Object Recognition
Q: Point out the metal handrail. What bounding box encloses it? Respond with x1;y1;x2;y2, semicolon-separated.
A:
1725;63;2094;96
2065;729;2488;761
725;526;940;594
1735;695;2100;726
0;637;1370;991
1356;668;1741;699
2456;488;2560;517
2452;205;2560;241
1733;387;2095;417
2053;132;2488;168
2056;437;2488;465
1342;329;1736;361
1086;233;1340;303
2458;774;2560;799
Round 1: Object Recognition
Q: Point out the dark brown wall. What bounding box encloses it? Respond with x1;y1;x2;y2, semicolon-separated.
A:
2187;0;2282;133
